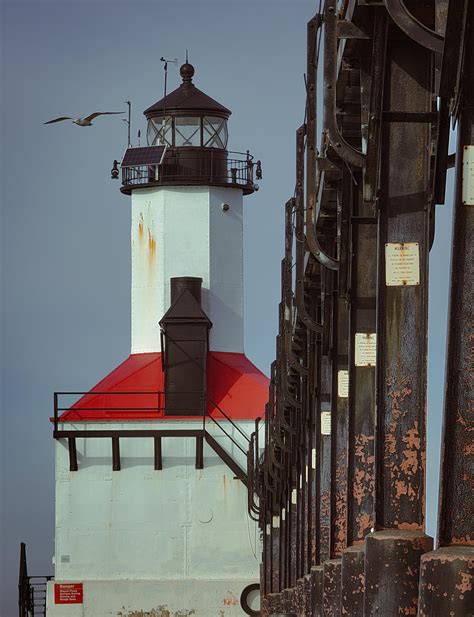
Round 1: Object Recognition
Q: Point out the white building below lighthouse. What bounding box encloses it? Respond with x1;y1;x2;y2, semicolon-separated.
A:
46;63;267;617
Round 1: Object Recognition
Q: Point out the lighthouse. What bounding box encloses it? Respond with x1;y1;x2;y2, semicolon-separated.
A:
46;63;268;616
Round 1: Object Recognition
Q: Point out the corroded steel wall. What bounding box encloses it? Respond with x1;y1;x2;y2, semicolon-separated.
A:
250;1;473;615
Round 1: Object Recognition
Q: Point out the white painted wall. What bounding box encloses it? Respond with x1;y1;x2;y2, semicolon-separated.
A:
131;186;244;354
48;420;261;616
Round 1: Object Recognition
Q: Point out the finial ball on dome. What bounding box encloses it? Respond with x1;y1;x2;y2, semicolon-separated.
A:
180;63;195;83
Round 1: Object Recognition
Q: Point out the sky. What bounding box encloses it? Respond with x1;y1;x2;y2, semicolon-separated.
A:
0;1;454;614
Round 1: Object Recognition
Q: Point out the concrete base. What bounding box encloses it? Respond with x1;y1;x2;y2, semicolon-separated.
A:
340;545;364;616
364;530;433;616
418;546;474;616
46;578;259;616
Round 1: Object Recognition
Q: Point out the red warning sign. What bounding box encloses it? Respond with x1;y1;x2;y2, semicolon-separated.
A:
54;583;83;604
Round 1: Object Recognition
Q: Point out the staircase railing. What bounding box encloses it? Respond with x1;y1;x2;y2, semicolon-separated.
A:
203;397;250;454
19;543;52;617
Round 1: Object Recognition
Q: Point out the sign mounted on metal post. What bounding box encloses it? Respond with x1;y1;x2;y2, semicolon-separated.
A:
355;333;377;367
321;411;332;435
462;145;474;205
337;370;349;397
385;242;420;286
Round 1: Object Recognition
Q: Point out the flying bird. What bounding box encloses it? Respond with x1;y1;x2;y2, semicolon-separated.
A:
44;111;124;126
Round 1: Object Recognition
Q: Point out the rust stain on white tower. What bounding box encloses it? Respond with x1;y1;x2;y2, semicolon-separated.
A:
46;63;267;616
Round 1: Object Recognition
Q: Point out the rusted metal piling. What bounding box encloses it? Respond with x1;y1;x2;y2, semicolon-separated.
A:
418;2;474;614
365;7;436;613
248;1;472;616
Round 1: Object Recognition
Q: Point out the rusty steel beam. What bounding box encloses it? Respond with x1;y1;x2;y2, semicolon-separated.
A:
322;178;351;617
374;17;432;532
318;339;332;567
418;4;474;612
256;2;471;614
297;121;325;582
365;9;436;614
328;174;350;562
436;10;474;555
289;472;298;589
264;516;272;597
307;325;319;571
329;292;349;561
271;517;281;595
342;168;377;614
341;175;378;612
334;7;382;611
279;502;287;593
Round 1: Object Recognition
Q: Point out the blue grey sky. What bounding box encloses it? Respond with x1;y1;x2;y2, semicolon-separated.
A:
0;1;454;614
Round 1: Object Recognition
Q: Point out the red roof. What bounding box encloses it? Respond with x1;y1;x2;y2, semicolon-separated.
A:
59;352;268;421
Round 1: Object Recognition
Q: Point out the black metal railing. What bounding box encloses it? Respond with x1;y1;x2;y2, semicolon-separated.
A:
53;389;249;449
121;149;256;192
53;391;254;482
19;543;52;617
53;391;166;433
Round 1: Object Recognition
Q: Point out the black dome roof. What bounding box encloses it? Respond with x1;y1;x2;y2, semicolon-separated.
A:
144;63;231;119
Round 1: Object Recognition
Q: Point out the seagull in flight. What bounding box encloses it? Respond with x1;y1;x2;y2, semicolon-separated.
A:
44;111;124;126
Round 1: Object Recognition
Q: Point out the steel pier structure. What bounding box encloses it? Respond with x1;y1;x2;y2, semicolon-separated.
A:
247;1;473;615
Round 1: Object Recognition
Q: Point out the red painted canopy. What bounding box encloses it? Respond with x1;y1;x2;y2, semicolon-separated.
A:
59;352;269;421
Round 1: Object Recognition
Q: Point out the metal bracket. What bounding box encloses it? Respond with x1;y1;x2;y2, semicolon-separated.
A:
384;0;444;54
337;20;371;39
324;1;366;168
316;156;343;180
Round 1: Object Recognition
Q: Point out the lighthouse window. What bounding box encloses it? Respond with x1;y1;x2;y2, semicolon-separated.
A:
175;116;201;147
147;116;172;146
203;116;228;149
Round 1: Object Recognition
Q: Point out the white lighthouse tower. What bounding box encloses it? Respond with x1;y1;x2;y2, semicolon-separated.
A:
46;64;267;616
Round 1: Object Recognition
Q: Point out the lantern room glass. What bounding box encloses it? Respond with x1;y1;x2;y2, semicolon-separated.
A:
147;116;172;146
203;116;228;149
146;115;228;149
175;116;201;147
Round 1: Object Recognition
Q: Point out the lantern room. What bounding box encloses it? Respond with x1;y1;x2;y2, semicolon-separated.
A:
144;63;230;149
119;62;260;195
